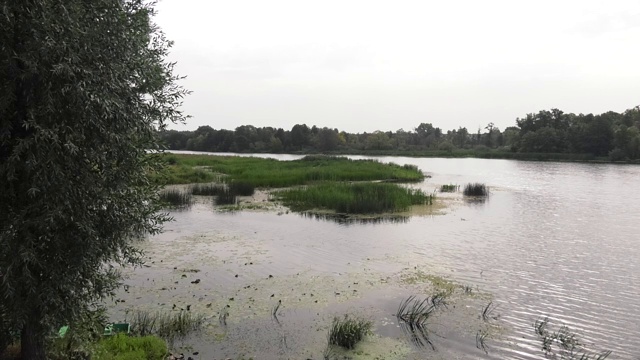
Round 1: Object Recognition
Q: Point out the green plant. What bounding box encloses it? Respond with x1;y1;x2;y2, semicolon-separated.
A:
533;317;612;359
277;183;433;214
328;315;372;349
229;181;255;196
481;301;498;322
93;334;167;360
215;189;237;205
439;184;458;192
463;183;489;196
127;310;204;345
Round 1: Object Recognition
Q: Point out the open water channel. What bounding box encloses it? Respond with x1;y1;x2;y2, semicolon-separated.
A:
109;153;640;359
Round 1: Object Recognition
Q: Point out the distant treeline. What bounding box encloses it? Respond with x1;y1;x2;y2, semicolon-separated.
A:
160;106;640;161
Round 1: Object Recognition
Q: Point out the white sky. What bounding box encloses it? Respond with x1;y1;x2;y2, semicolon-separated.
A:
155;0;640;133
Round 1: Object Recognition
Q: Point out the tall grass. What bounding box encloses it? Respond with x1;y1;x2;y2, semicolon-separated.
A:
159;154;424;186
463;183;488;196
92;334;167;360
228;181;255;196
328;315;372;349
127;310;204;345
158;189;192;208
277;183;433;214
215;190;237;205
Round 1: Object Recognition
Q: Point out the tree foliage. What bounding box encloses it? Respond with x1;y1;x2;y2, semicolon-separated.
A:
0;1;187;358
160;106;640;160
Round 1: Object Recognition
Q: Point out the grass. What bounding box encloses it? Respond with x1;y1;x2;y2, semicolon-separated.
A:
328;315;372;349
215;189;237;205
476;330;489;354
228;181;255;196
463;183;489;196
439;184;459;192
276;183;434;214
158;189;192;208
481;301;499;322
127;310;204;345
92;334;167;360
159;154;424;186
395;294;448;349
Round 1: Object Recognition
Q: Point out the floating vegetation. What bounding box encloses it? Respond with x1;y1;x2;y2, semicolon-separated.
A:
277;183;434;214
463;183;489;197
481;301;499;322
328;315;372;349
127;310;204;345
439;184;459;192
158;188;192;209
533;316;612;359
190;183;225;196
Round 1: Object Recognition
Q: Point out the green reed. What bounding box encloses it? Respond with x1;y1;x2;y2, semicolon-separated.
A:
190;183;225;196
440;184;459;192
158;189;192;208
463;183;489;196
277;183;433;214
328;315;372;349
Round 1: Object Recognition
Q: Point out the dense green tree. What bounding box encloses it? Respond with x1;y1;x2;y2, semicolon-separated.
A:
0;1;187;358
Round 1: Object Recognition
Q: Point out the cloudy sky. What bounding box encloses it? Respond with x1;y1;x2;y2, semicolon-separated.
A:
155;0;640;133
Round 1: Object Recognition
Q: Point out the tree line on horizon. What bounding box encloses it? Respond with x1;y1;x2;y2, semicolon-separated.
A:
160;106;640;160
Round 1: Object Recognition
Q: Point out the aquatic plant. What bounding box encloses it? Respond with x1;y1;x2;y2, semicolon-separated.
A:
158;154;424;186
190;183;224;196
463;183;488;196
439;184;458;192
158;189;192;208
127;310;204;345
229;181;255;196
476;330;489;354
215;189;237;205
481;301;498;322
328;315;372;349
277;183;433;214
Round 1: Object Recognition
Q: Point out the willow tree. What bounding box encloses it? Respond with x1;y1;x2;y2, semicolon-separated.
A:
0;1;187;358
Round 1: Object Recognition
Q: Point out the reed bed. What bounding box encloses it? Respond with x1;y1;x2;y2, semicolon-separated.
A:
215;189;237;205
190;183;225;196
158;189;192;208
160;154;424;186
439;184;459;192
127;310;205;344
463;183;489;196
328;315;372;349
229;181;255;196
277;183;433;214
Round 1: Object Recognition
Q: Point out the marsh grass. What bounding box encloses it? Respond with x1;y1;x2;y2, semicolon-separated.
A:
533;317;612;359
190;183;225;196
158;189;192;208
463;183;489;196
229;181;255;196
328;315;372;349
440;184;459;192
277;183;433;214
476;330;489;354
127;310;204;345
160;154;424;186
92;334;167;360
215;189;237;205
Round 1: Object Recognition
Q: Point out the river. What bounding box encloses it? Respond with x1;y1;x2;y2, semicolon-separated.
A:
111;153;640;359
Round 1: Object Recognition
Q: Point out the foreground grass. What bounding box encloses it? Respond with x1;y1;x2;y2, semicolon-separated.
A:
328;315;372;349
93;334;167;360
159;154;424;186
276;183;433;214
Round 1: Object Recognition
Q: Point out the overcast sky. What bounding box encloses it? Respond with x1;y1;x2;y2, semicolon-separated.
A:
155;0;640;134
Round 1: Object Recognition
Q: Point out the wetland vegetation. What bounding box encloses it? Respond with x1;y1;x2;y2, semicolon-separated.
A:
463;183;489;197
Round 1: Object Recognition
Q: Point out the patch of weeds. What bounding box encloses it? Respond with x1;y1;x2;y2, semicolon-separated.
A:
439;184;459;192
463;183;488;197
159;189;192;209
328;315;372;349
395;294;448;349
481;301;499;322
127;310;204;346
476;330;489;354
92;334;167;360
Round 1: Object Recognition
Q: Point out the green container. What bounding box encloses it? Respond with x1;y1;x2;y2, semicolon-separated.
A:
103;323;131;336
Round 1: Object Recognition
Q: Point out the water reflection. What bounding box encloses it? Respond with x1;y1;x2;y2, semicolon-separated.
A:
299;212;410;225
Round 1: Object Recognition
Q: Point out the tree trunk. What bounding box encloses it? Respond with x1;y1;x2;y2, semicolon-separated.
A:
21;314;47;360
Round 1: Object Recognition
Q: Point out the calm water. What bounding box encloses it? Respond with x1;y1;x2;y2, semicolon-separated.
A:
125;153;640;359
